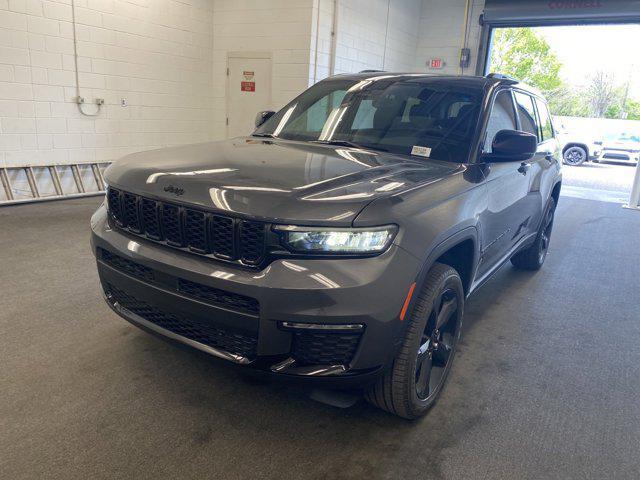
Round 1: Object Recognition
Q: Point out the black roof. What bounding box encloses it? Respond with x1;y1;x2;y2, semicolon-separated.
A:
327;72;539;96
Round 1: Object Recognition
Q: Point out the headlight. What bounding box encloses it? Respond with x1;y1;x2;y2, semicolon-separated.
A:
275;225;397;254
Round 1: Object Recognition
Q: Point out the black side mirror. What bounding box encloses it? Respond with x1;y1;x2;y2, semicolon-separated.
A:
482;129;537;162
255;110;276;128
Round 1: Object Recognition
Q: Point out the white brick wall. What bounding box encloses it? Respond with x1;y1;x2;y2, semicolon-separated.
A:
0;0;486;169
331;0;421;75
211;0;315;139
0;0;215;168
416;0;485;75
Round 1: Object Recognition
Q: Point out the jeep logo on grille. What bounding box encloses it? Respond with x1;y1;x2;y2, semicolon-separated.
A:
164;185;185;196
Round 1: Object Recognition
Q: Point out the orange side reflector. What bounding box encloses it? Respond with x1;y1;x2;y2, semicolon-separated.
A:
399;282;416;321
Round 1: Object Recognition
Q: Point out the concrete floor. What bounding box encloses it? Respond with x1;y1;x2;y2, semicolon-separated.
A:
2;195;640;480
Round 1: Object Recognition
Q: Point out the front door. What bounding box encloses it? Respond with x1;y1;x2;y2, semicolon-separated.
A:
227;55;272;138
477;89;532;278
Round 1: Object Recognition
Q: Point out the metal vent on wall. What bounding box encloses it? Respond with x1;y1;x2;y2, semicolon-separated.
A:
0;162;110;205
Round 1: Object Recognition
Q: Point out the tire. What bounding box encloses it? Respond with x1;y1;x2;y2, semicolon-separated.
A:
365;263;464;419
563;146;587;166
511;197;556;271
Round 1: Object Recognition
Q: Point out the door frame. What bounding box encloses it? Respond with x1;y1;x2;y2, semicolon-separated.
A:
226;51;273;139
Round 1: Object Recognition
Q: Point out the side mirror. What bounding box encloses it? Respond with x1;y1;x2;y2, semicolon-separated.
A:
483;129;537;162
255;110;276;128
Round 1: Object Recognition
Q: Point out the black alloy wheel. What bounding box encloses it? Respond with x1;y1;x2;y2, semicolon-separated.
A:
563;146;587;166
366;263;464;419
415;287;460;401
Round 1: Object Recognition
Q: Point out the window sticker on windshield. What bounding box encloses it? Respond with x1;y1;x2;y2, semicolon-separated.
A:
411;146;431;157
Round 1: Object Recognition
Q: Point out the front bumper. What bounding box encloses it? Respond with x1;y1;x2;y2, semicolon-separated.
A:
91;204;420;386
599;149;640;163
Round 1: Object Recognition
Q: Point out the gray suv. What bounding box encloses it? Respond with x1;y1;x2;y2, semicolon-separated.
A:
91;73;561;419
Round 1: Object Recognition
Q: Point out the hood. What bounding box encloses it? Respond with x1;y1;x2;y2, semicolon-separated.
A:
104;138;461;226
603;139;639;151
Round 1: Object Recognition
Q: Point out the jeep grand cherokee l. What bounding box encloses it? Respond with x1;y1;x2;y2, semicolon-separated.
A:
91;73;561;419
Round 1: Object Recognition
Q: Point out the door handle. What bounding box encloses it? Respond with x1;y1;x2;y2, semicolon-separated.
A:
518;162;530;175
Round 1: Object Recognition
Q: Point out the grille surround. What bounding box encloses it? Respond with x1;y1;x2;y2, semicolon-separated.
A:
107;188;267;267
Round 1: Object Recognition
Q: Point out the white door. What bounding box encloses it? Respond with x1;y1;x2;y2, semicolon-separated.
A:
227;55;272;138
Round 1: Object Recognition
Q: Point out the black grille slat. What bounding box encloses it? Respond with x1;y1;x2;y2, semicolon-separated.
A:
106;188;267;267
239;221;265;264
141;199;161;239
98;248;260;316
210;215;235;258
106;284;257;358
162;204;183;246
122;193;141;232
178;278;259;316
185;209;208;252
101;249;154;282
107;188;123;224
291;331;362;366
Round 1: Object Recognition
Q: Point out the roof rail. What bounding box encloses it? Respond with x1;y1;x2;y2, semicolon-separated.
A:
359;69;386;73
486;73;519;82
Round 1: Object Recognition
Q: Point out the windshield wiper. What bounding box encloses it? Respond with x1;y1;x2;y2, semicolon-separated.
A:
252;132;276;138
311;140;389;152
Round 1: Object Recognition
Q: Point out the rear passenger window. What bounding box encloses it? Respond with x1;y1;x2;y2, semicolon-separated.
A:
514;92;540;141
535;99;554;141
484;90;517;153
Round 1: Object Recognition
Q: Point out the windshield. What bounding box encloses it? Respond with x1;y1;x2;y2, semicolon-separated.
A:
255;76;482;162
605;132;640;143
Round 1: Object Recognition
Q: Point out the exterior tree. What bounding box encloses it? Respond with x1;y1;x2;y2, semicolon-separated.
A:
587;71;617;118
489;28;563;92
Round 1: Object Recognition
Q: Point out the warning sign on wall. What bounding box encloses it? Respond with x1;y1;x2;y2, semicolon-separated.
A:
241;81;255;92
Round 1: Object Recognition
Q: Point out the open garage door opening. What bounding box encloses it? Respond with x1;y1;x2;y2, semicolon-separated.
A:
486;24;640;204
479;0;640;207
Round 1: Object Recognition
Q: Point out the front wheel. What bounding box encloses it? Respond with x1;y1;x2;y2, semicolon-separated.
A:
365;263;464;419
511;197;556;271
563;146;587;166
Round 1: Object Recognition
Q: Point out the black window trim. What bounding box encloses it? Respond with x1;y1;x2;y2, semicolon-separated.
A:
479;86;519;154
532;96;556;144
512;88;542;144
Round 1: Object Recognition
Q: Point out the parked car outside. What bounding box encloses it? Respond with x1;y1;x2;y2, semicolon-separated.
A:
596;133;640;165
91;73;562;419
556;123;602;166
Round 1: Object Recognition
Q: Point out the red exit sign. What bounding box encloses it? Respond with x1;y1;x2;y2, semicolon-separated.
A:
429;58;443;69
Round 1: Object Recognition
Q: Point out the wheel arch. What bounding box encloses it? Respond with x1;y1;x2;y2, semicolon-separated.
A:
562;142;589;157
414;227;480;298
551;181;562;207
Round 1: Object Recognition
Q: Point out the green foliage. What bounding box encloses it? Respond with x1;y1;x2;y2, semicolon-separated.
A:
546;87;590;117
489;27;640;119
624;100;640;120
489;28;563;92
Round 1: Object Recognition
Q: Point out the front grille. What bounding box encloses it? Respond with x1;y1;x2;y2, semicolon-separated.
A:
291;331;362;366
98;248;259;316
106;284;258;358
107;187;267;266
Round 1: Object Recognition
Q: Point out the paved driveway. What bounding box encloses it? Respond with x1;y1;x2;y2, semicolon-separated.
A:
561;161;636;203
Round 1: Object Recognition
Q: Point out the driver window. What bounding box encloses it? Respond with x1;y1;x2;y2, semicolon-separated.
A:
484;90;517;153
